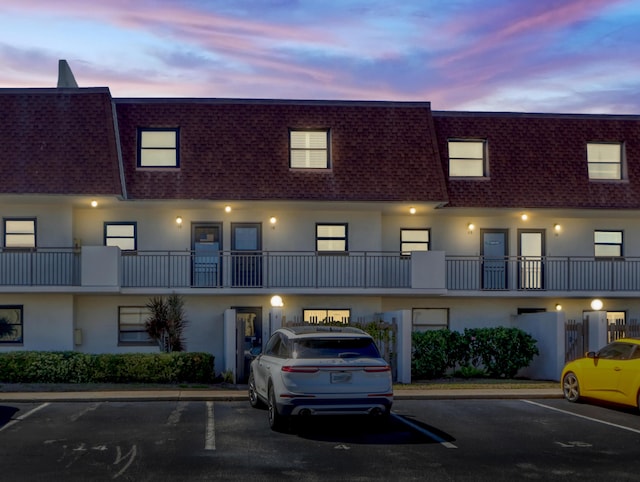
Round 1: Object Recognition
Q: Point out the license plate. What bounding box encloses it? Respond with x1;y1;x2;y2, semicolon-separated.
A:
330;371;352;384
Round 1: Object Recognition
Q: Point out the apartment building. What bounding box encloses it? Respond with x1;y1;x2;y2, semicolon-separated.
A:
1;63;639;382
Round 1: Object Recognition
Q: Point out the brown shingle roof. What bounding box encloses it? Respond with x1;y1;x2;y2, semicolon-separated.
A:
115;99;448;203
433;111;640;209
0;88;123;197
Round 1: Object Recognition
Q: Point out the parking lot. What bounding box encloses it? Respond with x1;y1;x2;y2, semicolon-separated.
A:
2;397;640;481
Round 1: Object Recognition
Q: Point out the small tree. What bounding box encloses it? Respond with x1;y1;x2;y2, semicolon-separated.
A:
145;294;188;352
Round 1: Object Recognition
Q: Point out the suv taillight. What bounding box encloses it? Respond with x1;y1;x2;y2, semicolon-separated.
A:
364;366;391;373
281;366;319;373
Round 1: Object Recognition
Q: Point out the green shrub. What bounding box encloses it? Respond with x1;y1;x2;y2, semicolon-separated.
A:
411;329;466;379
411;326;539;380
463;327;539;378
0;352;214;384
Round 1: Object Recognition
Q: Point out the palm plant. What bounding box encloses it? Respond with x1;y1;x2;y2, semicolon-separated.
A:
0;316;15;339
145;295;188;352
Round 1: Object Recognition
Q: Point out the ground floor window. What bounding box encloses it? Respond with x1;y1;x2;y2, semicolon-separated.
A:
0;305;23;344
118;306;153;345
412;308;448;331
303;308;350;324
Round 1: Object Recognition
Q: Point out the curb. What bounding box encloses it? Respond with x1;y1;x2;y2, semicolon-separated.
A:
0;389;563;403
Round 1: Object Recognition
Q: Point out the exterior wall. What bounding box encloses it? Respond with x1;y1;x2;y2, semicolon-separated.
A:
1;203;74;247
73;204;384;253
0;294;73;351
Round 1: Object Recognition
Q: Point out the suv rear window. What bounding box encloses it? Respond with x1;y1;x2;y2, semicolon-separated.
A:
293;337;381;359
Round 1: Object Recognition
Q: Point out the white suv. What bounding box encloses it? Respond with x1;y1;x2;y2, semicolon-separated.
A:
248;325;393;431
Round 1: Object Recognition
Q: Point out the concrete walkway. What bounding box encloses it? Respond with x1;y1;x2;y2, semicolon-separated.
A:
0;387;563;403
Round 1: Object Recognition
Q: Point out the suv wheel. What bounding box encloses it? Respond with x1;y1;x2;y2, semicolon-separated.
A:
268;385;287;432
248;372;264;408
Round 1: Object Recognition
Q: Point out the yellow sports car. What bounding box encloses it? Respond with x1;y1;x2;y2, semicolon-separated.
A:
561;338;640;410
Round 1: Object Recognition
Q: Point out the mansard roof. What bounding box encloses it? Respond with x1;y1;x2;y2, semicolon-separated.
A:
433;111;640;209
0;88;123;197
114;98;448;203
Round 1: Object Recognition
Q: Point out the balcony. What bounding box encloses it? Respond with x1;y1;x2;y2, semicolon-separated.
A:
1;248;639;294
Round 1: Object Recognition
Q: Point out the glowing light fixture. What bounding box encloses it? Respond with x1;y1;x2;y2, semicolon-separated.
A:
270;295;284;307
270;216;277;225
521;213;528;221
554;224;561;233
555;304;562;311
225;205;232;213
90;200;98;208
409;207;416;215
467;223;475;234
590;299;603;311
176;216;183;228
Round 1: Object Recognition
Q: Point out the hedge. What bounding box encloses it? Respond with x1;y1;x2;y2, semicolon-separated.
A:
0;351;215;384
412;327;539;379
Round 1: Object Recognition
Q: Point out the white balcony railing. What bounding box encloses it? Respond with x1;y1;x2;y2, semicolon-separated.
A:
1;248;639;292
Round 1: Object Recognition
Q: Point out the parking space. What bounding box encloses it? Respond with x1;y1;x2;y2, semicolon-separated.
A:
1;398;640;481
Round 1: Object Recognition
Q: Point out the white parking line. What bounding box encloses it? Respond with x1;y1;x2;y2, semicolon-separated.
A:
0;402;50;433
522;400;640;435
391;413;458;449
205;401;216;450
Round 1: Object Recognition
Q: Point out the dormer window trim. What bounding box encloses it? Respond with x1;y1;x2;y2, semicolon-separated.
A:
289;128;331;169
587;141;624;181
447;139;487;178
137;127;180;168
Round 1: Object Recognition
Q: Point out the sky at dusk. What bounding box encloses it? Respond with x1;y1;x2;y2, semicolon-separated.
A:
1;0;639;113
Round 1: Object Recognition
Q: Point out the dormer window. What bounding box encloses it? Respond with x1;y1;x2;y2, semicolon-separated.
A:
290;129;330;169
587;142;623;180
138;128;179;168
448;140;486;177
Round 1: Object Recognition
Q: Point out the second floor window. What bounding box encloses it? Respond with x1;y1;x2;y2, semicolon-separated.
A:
290;130;329;168
4;218;36;248
105;222;137;251
138;128;179;167
401;229;430;255
594;230;622;257
316;223;347;252
448;140;486;177
587;142;622;180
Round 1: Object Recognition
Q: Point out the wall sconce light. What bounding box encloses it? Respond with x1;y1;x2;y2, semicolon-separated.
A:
467;223;475;234
553;224;561;235
521;213;528;221
90;200;98;208
225;205;232;213
269;216;277;228
409;207;416;215
590;299;603;311
270;295;284;307
176;216;183;228
555;304;562;311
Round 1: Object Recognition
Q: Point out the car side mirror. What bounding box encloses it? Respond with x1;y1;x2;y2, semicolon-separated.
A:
586;351;597;359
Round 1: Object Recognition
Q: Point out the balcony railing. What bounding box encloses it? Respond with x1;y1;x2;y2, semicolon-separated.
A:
0;248;80;286
121;251;411;289
446;255;640;291
1;248;640;292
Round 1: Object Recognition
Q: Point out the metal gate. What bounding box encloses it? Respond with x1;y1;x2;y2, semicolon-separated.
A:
565;318;588;363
